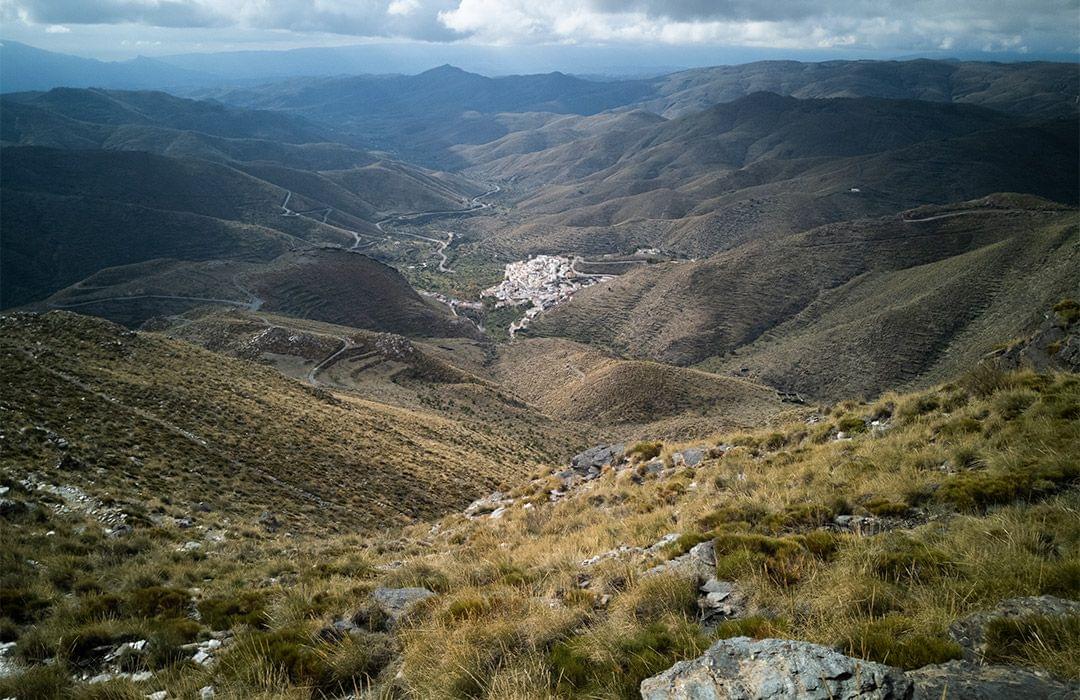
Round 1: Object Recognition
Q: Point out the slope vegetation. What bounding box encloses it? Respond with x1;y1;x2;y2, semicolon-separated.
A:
530;196;1080;400
0;311;563;535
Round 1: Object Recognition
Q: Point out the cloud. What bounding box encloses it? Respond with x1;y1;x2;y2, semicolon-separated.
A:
10;0;226;28
45;24;71;33
1;0;1076;52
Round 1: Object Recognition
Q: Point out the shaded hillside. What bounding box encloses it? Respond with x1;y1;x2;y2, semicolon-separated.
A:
38;249;481;339
200;66;655;166
644;59;1080;119
478;97;1077;257
0;145;480;306
492;337;784;439
0;311;564;535
530;196;1080;400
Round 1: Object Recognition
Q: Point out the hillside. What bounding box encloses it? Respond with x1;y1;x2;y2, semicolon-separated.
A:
644;59;1080;119
36;249;481;339
1;343;1076;697
473;96;1077;258
0;144;482;307
529;196;1080;400
0;311;576;535
492;337;786;439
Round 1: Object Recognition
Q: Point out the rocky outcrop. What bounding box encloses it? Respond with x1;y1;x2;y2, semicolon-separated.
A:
908;660;1078;699
644;539;715;579
949;595;1080;662
372;587;436;625
640;637;913;699
992;302;1080;372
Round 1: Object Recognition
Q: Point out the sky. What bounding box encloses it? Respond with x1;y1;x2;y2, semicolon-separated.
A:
1;0;1077;65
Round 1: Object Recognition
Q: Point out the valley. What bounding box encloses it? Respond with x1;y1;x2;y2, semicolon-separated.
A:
1;53;1078;700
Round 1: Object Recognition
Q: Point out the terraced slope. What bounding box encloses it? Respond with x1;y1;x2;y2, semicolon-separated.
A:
0;311;568;535
530;196;1080;400
493;337;785;438
39;249;481;338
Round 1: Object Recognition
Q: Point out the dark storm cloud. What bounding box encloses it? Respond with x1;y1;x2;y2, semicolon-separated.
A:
15;0;225;27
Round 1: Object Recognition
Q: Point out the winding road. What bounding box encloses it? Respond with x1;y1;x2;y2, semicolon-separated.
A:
279;184;500;269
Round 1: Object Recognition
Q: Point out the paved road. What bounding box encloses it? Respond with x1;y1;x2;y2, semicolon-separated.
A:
902;208;1026;223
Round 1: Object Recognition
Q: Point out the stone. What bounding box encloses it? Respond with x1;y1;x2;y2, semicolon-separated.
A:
908;660;1078;699
570;444;625;474
372;587;436;624
950;595;1080;662
640;637;913;699
672;447;706;468
130;671;153;682
192;649;211;665
318;618;359;642
489;506;507;519
199;686;215;700
106;524;133;538
644;539;715;580
698;579;747;623
257;511;280;533
645;533;681;554
146;692;168;700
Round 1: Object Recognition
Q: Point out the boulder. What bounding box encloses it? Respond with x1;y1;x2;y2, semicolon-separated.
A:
257;511;280;533
908;660;1078;699
644;539;715;580
949;596;1080;662
372;587;436;625
672;447;706;468
640;637;913;699
698;578;747;624
571;444;625;473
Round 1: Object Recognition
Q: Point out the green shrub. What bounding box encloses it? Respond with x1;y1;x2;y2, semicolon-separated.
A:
993;390;1038;420
1053;298;1080;325
863;497;910;517
872;537;954;583
0;663;73;699
983;614;1080;665
126;586;190;619
713;533;833;586
0;588;50;625
197;590;268;630
146;618;201;669
841;616;963;669
627;441;663;462
549;620;708;697
223;628;329;688
615;574;698;624
836;417;867;434
317;631;394;693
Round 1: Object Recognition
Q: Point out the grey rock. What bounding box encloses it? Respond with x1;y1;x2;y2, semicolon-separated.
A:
698;579;747;623
199;686;215;700
949;596;1080;662
372;587;436;624
644;539;715;580
257;511;280;533
146;692;168;700
571;444;625;473
672;447;706;468
640;637;913;699
909;660;1078;699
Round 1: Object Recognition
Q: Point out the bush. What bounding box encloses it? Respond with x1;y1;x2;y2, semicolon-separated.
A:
146;618;201;669
713;616;787;640
983;614;1080;665
126;586;190;619
1053;298;1080;325
614;574;698;624
0;588;50;625
0;663;73;699
549;620;708;697
197;590;268;630
841;616;963;669
872;537;954;583
993;390;1038;420
627;441;663;462
713;533;834;586
836;417;867;434
317;631;394;694
223;627;329;688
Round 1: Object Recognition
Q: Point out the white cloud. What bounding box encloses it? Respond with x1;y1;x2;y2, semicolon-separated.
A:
45;23;71;32
387;0;421;16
